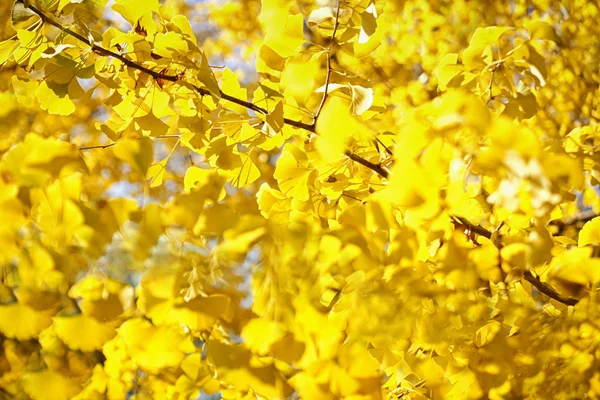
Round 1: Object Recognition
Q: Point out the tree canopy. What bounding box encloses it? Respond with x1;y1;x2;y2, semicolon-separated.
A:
1;0;600;399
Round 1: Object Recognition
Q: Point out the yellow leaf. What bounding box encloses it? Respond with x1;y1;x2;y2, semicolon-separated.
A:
358;3;378;44
113;137;154;177
349;85;373;116
173;294;232;331
215;227;266;256
23;370;82;400
579;217;600;247
242;319;286;356
264;14;305;58
54;314;117;352
198;54;221;100
526;20;561;44
273;144;313;201
119;318;195;373
229;153;261;188
221;68;248;114
207;341;293;399
315;96;361;162
170;15;197;46
548;247;600;289
463;27;513;70
257;43;285;74
153;32;189;58
434;53;463;90
11;76;38;108
0;303;53;340
0;40;19;65
266;101;284;133
146;157;169;187
36;81;76;115
111;0;160;24
475;321;502;347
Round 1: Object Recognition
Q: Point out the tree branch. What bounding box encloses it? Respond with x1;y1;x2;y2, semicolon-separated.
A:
453;216;580;306
24;1;387;178
344;150;388;178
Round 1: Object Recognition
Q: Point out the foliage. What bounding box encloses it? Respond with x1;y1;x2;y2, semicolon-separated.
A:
1;0;600;399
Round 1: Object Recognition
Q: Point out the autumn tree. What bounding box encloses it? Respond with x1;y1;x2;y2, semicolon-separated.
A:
1;0;600;398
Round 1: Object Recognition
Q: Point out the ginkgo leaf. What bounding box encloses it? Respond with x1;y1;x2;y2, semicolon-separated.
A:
0;133;84;187
170;15;197;45
153;32;189;58
462;26;513;70
119;318;195;373
172;294;232;331
207;341;293;399
266;101;284;133
434;53;463;90
315;96;369;162
548;247;600;289
36;81;76;115
54;314;117;351
273;144;313;201
264;15;305;58
198;54;221;100
23;371;82;400
0;40;19;66
315;84;373;115
526;20;561;44
215;226;266;257
111;0;160;25
229;153;261;187
0;303;53;340
242;318;286;356
221;68;248;114
146;157;169;187
475;321;502;347
349;85;374;115
579;217;600;247
113;137;154;177
12;76;38;107
358;3;378;44
11;2;36;23
257;43;286;73
41;44;76;59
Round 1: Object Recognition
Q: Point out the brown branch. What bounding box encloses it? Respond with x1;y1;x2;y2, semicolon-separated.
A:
313;0;342;124
522;270;578;306
453;216;580;306
25;1;386;178
344;150;388;178
78;143;116;151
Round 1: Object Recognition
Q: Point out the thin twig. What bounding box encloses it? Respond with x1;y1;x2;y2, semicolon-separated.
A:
78;143;116;151
313;0;343;124
374;136;394;157
344;150;388;178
